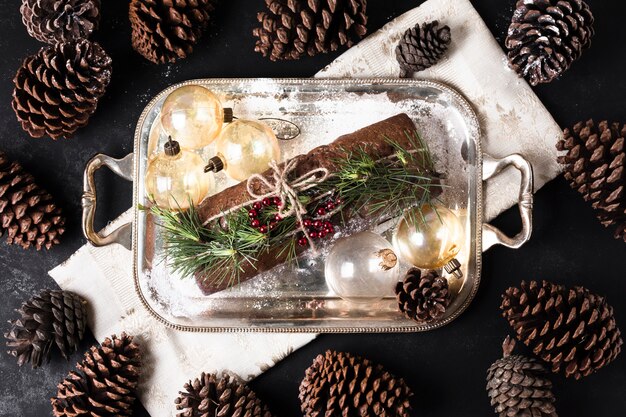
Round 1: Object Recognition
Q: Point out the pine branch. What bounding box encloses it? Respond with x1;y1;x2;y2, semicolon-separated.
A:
321;130;441;219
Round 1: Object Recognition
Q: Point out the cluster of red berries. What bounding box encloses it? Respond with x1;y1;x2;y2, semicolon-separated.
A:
296;198;341;247
248;197;283;234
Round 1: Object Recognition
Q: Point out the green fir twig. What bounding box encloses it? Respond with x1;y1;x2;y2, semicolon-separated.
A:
321;130;442;220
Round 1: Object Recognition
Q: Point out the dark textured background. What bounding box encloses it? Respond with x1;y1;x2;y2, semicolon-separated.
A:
1;0;625;416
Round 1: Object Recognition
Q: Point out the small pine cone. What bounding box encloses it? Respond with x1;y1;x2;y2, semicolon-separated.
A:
175;372;274;417
501;280;623;380
12;39;112;139
51;333;141;417
0;152;66;250
5;289;86;368
395;268;451;323
486;336;558;417
129;0;217;64
20;0;101;44
556;120;626;241
395;20;451;78
299;350;412;417
505;0;595;86
252;0;368;61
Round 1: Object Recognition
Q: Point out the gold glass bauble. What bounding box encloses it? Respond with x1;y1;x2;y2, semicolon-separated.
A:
393;204;464;269
160;85;224;150
214;119;281;181
145;140;214;210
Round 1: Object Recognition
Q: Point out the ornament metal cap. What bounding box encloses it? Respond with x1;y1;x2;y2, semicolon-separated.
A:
204;156;224;173
164;136;180;156
444;258;463;279
223;108;234;123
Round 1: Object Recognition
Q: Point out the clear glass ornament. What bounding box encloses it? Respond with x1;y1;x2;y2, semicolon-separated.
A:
206;119;281;182
393;204;464;273
160;85;228;150
145;138;214;210
325;231;400;303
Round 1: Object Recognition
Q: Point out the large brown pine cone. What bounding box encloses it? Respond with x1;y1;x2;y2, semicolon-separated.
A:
505;0;594;86
299;350;412;417
51;333;141;417
12;39;112;139
5;289;86;368
501;280;623;380
175;372;274;417
0;152;65;249
129;0;217;64
395;268;451;323
486;336;557;417
21;0;101;44
395;21;451;78
557;120;626;241
253;0;368;61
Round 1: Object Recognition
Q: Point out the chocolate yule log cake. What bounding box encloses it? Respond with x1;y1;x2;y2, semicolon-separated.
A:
193;113;441;295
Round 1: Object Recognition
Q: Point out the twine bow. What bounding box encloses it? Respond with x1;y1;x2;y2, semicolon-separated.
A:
247;159;330;252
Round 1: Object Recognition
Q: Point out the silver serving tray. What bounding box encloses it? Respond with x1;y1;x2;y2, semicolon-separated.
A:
81;78;533;333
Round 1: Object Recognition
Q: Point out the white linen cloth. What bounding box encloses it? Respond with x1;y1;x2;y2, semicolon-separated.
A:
49;0;562;415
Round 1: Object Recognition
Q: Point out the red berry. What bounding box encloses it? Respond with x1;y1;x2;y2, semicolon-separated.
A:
298;237;308;247
259;225;268;234
273;197;282;206
326;202;335;210
269;221;277;230
263;197;272;206
324;221;333;228
248;209;258;218
335;198;342;205
313;220;323;229
253;202;262;210
319;230;327;239
309;231;318;239
274;214;282;221
316;207;326;216
251;219;260;228
303;219;312;227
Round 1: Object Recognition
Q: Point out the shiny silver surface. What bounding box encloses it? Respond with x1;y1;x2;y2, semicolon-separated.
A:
82;78;533;332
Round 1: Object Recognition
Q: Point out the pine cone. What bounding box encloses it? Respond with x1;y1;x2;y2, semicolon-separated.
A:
486;336;557;417
20;0;101;44
395;268;451;323
12;39;112;139
253;0;368;61
299;350;412;417
505;0;594;86
0;152;66;250
395;21;451;78
175;372;274;417
129;0;217;64
5;289;86;368
557;120;626;241
501;280;623;380
51;333;141;417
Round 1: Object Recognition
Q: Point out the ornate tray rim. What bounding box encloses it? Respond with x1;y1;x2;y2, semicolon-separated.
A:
129;78;485;333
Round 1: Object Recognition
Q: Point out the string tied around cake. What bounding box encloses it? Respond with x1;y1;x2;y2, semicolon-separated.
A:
246;158;334;252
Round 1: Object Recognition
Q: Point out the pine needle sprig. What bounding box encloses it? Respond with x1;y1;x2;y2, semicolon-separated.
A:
146;200;301;288
147;203;268;288
321;130;441;220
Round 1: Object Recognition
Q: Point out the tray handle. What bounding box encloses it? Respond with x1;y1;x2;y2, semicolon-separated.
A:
82;153;134;250
482;154;534;251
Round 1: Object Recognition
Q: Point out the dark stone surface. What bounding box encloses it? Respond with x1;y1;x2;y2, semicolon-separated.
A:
0;0;624;416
